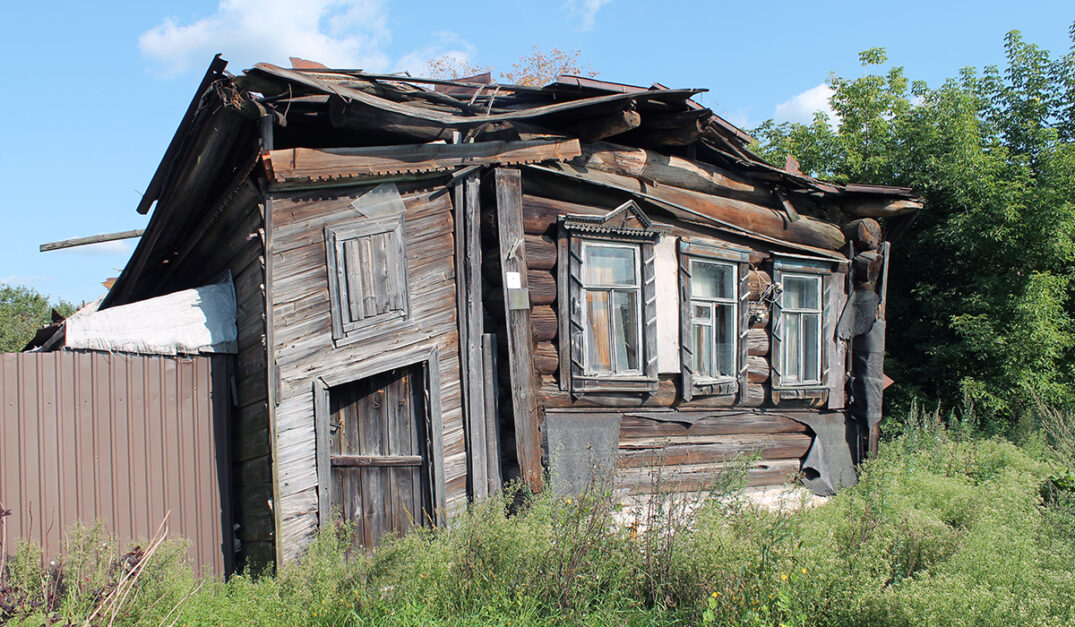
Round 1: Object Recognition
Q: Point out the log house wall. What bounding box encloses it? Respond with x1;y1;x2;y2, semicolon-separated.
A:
515;183;853;496
267;184;467;561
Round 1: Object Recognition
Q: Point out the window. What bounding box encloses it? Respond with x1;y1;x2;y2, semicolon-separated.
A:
560;201;663;394
582;242;643;375
771;255;836;401
779;274;822;385
678;240;750;401
325;213;409;343
689;259;738;380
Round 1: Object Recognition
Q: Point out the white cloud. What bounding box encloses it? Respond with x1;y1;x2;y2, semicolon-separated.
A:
773;83;836;126
139;0;393;76
565;0;612;31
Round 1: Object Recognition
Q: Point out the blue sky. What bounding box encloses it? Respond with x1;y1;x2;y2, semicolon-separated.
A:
1;0;1072;304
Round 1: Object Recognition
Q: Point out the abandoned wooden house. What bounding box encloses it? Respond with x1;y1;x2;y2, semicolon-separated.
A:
17;56;922;572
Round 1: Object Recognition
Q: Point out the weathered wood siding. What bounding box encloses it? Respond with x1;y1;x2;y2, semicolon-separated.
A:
269;184;466;561
515;180;853;495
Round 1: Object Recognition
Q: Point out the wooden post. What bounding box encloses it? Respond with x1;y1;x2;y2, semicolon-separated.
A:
455;174;489;499
492;168;544;491
482;333;503;494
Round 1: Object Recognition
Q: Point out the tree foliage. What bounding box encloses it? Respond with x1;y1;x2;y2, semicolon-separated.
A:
0;284;75;352
426;46;597;86
753;26;1075;424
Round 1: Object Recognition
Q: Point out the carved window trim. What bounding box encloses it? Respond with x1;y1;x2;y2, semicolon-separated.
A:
558;201;664;395
678;239;750;402
771;255;834;403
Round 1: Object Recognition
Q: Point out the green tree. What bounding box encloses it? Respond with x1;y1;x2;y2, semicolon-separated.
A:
753;26;1075;425
0;284;76;352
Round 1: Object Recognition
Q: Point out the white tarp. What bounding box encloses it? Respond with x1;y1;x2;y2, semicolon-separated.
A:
65;277;238;355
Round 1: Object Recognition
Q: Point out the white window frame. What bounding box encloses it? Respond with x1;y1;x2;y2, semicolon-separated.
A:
778;272;823;386
580;241;645;377
688;258;739;383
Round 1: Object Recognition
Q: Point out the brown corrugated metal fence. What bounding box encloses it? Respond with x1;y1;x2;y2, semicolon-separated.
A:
0;351;233;575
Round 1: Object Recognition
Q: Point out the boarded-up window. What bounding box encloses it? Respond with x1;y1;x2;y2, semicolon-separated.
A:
325;214;408;342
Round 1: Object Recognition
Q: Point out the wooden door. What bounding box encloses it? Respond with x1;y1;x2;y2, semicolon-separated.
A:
329;366;431;548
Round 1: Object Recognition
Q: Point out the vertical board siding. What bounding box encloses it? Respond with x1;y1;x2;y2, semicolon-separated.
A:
0;351;232;576
270;185;467;562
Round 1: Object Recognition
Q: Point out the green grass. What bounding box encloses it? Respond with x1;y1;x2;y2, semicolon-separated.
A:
4;407;1075;626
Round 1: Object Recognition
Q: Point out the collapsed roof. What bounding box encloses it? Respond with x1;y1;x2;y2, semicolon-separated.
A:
105;55;921;307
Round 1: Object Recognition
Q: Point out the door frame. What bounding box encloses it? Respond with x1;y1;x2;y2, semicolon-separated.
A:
312;345;448;530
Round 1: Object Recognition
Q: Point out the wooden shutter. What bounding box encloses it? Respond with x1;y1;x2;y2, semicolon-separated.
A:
325;213;409;343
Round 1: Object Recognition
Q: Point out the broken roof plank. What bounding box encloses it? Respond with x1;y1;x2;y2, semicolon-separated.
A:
40;229;144;252
245;63;704;127
264;139;581;188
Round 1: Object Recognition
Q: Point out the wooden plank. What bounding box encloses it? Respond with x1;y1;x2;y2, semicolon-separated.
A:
265;140;582;187
331;455;424;467
619;412;811;438
492;168;544;491
481;333;503;494
616;433;811;468
615;458;801;495
463;176;488;499
39;229;144;252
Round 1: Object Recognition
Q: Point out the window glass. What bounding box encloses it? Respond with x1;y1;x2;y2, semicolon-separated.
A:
586;291;611;372
780;273;822;385
691;261;734;300
582;243;642;375
802;313;820;382
783;275;819;310
584;245;637;285
714;304;735;378
611;291;640;371
689;258;737;381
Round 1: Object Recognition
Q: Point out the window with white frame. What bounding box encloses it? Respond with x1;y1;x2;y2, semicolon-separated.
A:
677;240;750;401
689;259;738;380
778;273;823;385
581;242;643;375
560;200;661;394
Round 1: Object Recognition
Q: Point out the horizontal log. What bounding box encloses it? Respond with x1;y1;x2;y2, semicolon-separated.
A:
843;218;882;251
747;328;769;356
619;412;810;438
747;269;772;301
616;433;812;468
747;355;769;384
840;198;922;219
521;194;606;236
563;109;643;141
615;458;801;495
528;270;557;305
748;302;770;328
265;138;582;187
532;305;558;341
741;383;765;407
525;232;557;271
546;164;847;251
534;341;559;375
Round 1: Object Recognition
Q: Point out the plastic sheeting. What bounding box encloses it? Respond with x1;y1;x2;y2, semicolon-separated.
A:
65;277;238;355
